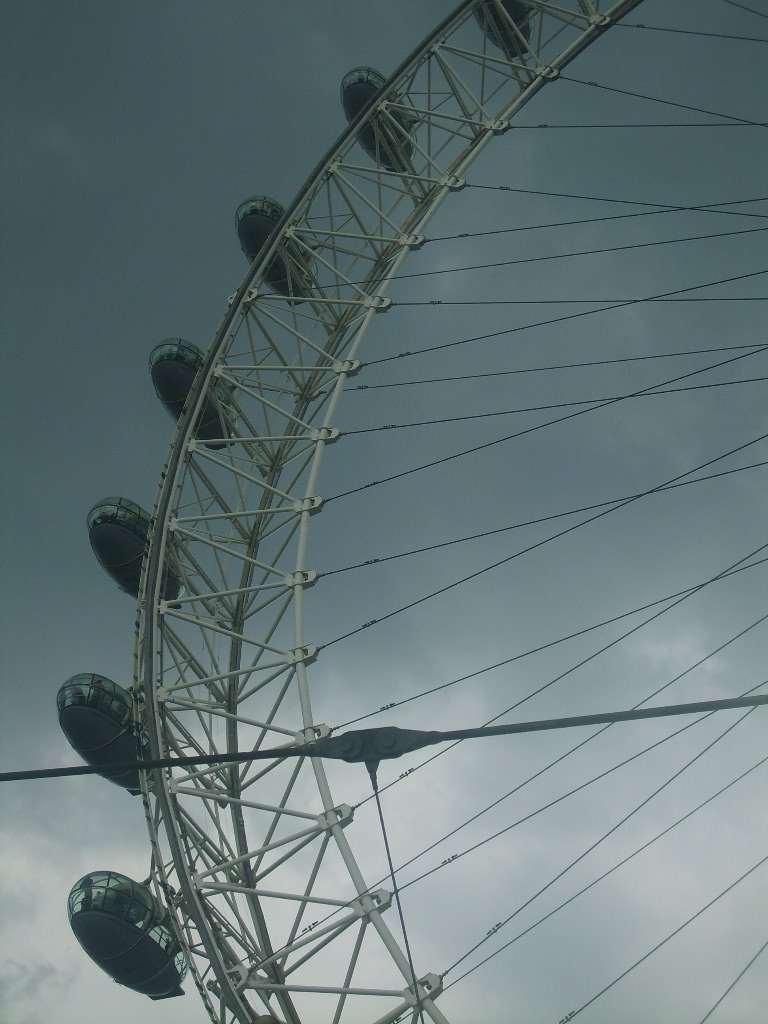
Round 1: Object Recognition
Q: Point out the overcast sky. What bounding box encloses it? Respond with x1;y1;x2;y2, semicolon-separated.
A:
1;2;767;1023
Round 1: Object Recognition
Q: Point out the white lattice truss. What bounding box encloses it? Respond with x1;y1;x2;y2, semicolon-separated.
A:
134;3;643;1022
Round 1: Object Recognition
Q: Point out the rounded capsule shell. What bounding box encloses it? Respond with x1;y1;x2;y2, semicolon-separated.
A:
340;66;387;122
340;66;415;172
235;195;314;300
68;871;186;1000
57;673;147;793
87;497;180;600
149;338;230;448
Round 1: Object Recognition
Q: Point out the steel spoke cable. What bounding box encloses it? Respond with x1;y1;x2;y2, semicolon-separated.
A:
96;9;767;1018
617;22;768;42
368;766;425;1024
443;755;768;993
342;376;768;436
506;122;765;128
348;657;768;965
722;0;768;21
463;187;767;212
359;543;768;803
507;121;765;127
428;194;768;244
695;935;768;1024
321;458;768;580
364;270;768;370
564;853;768;1020
222;702;768;999
347;344;767;392
335;561;768;732
399;687;767;897
560;74;768;128
323;388;768;651
399;296;767;306
398;686;766;898
182;697;768;986
10;694;767;783
27;712;765;991
385;49;768;1015
431;205;767;243
347;614;768;881
441;704;760;976
345;226;768;287
329;344;768;506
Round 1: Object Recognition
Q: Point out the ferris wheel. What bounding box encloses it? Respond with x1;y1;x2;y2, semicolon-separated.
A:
56;2;768;1022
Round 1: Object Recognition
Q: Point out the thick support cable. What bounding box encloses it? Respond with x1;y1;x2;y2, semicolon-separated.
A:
5;694;768;783
367;762;426;1024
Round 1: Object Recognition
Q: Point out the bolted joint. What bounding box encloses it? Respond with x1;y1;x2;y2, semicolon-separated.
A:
363;294;393;312
351;888;392;918
293;495;324;515
485;118;509;134
399;233;426;250
309;427;341;444
283;569;318;589
439;173;466;191
332;358;362;376
285;644;318;666
589;13;611;27
403;973;443;1006
316;804;354;830
295;723;331;745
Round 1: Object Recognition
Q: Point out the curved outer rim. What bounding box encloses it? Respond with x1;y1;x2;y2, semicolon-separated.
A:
137;2;644;1021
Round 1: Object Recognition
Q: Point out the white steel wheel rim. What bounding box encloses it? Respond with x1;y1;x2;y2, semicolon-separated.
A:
133;2;766;1022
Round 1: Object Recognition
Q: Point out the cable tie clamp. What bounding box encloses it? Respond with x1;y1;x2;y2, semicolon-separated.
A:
332;358;361;376
309;426;341;443
363;295;393;311
439;173;466;191
316;804;354;830
286;644;318;666
283;570;318;589
352;888;392;918
400;233;426;249
294;495;324;514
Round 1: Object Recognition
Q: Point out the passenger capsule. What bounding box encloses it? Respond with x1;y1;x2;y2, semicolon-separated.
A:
68;871;186;1000
150;338;231;448
474;1;532;58
57;674;148;793
340;66;415;172
235;195;314;300
87;497;180;601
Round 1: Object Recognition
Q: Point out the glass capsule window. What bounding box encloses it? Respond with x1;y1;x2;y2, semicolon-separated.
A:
341;66;386;98
150;338;231;410
149;338;203;372
69;872;151;924
87;497;150;537
235;195;284;227
67;872;183;963
57;673;132;722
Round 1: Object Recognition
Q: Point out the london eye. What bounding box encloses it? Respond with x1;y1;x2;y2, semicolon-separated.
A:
2;3;766;1023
